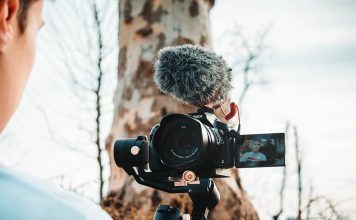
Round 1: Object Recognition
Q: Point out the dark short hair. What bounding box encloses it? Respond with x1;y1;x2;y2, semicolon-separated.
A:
18;0;38;32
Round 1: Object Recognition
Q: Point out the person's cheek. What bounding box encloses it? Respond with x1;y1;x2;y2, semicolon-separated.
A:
29;25;38;60
23;29;37;79
12;29;37;109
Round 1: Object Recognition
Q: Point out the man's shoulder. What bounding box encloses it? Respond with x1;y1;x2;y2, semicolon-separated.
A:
258;152;266;158
0;166;112;220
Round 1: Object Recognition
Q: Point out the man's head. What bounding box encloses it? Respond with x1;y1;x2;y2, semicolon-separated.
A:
252;140;261;153
0;0;44;132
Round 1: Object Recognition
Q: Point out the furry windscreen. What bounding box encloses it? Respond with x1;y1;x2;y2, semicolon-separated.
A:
153;44;233;107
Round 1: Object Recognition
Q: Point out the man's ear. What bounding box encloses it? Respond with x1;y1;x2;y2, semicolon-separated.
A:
0;0;19;52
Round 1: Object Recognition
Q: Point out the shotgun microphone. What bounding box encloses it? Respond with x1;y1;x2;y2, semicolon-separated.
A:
153;44;233;108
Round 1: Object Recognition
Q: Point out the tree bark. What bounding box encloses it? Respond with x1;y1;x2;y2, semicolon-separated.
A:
102;1;258;219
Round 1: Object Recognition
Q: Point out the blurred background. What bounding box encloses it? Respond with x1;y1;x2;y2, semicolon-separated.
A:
0;0;355;219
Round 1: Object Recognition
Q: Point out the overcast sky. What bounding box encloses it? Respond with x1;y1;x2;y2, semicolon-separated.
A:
211;0;356;219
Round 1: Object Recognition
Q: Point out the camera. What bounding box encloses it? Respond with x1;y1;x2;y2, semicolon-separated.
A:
114;107;285;220
114;107;285;180
115;45;286;219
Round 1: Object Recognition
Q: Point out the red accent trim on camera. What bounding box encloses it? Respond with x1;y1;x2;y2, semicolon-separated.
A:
220;101;240;124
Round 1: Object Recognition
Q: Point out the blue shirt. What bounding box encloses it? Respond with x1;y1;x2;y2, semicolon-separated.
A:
240;152;267;162
0;166;112;220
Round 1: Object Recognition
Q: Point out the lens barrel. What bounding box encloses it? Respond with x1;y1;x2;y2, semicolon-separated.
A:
152;114;218;170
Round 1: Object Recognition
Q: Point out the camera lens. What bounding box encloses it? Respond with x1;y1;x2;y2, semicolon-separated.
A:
166;123;200;159
152;114;216;170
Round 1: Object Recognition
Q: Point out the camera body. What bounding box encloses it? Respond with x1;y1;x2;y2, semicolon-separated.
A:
114;107;239;179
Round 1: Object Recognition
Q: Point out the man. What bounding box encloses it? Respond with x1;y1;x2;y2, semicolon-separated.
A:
240;140;267;162
0;0;111;219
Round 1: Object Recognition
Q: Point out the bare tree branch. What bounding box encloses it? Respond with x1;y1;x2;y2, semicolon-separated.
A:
43;0;118;201
294;125;302;220
34;103;95;159
236;25;271;107
273;121;290;220
91;0;105;200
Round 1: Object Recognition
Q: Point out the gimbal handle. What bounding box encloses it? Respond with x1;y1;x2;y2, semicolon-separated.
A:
188;178;220;220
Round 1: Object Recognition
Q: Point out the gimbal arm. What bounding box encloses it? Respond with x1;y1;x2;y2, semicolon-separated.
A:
123;166;220;220
123;166;189;193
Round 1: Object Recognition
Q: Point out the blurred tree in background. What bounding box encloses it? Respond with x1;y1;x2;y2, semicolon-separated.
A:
101;0;258;219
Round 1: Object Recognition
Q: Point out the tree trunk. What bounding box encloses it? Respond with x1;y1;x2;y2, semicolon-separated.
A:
102;1;258;219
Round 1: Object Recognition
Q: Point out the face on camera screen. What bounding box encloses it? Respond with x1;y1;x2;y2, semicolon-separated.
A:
237;133;285;168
